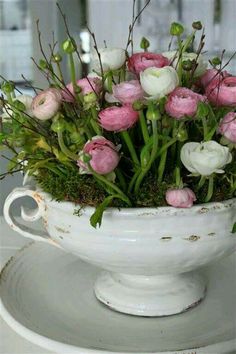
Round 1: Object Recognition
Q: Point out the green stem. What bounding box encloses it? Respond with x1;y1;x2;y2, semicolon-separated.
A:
174;141;183;187
205;175;214;202
134;120;158;194
182;30;197;53
6;92;13;104
197;175;206;190
121;130;140;168
155;138;177;159
120;65;126;82
92;171;132;206
90;107;102;135
157;148;167;183
115;168;127;192
56;62;64;84
175;166;181;187
69;53;77;93
177;36;183;85
128;169;141;193
139;110;149;144
57;131;78;160
107;72;113;93
202;116;208;141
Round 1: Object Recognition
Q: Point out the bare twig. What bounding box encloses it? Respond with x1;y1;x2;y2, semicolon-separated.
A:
56;3;98;97
125;0;151;52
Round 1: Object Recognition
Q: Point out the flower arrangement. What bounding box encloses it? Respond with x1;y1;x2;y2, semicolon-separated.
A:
0;5;235;228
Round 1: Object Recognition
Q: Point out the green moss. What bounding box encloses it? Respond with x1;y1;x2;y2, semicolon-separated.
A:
36;166;235;209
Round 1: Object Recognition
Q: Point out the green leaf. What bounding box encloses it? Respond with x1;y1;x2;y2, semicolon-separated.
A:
90;195;119;229
232;222;236;234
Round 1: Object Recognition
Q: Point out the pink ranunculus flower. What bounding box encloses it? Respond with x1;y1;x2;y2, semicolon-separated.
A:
32;88;62;120
99;105;139;132
218;112;236;143
165;87;206;119
62;77;102;102
128;52;169;75
200;69;229;88
166;188;197;208
112;80;144;105
206;76;236;106
77;136;120;175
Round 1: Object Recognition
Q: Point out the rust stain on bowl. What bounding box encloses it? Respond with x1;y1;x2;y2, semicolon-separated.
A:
198;207;209;214
160;236;172;241
55;226;70;234
138;212;156;217
42;218;48;228
184;235;200;242
33;192;44;203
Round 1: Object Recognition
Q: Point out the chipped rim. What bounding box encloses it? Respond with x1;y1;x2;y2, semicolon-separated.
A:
0;243;235;354
36;186;236;217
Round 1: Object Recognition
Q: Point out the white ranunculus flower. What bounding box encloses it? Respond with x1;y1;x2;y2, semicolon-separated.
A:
162;51;207;77
180;141;232;176
140;66;179;100
92;47;126;71
1;94;33;121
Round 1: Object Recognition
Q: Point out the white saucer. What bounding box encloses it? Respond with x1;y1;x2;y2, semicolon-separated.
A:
0;242;236;354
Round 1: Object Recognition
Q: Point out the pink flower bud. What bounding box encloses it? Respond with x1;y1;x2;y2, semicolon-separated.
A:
99;105;139;132
165;87;206;119
206;76;236;106
166;188;197;208
32;88;62;120
200;69;229;88
62;77;102;102
77;136;119;175
112;80;144;105
218;112;236;143
128;52;169;75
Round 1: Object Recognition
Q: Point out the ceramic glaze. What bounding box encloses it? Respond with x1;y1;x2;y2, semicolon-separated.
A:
3;186;236;316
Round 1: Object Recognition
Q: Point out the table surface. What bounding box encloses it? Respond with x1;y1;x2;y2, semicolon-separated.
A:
0;217;53;354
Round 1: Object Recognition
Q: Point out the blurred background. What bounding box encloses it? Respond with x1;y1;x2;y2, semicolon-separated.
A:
0;0;236;212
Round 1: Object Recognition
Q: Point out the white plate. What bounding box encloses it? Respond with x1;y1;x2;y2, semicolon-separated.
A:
0;242;236;354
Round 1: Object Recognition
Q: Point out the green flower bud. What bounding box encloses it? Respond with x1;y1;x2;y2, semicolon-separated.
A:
83;92;97;104
52;53;62;63
192;21;202;30
132;100;144;111
51;119;66;133
140;37;150;50
39;59;48;70
170;22;184;36
174;127;188;142
211;57;221;66
62;38;77;54
182;59;194;71
1;81;15;94
146;105;161;121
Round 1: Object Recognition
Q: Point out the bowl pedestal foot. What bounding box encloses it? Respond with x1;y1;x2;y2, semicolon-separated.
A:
94;271;206;317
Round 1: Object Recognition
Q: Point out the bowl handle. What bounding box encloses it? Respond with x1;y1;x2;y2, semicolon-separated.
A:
3;186;61;248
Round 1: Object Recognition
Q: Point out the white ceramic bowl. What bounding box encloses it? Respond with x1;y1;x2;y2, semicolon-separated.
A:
3;186;236;316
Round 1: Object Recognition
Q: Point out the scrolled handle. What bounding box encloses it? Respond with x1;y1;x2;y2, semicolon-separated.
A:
3;186;60;247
